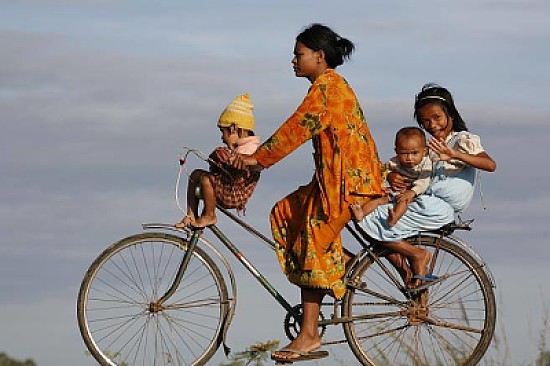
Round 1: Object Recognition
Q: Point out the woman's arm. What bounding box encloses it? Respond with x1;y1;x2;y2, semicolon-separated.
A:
428;137;496;172
252;80;330;169
230;154;263;171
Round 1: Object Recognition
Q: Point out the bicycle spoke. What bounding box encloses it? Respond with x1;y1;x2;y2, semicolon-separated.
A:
343;235;496;366
78;233;228;366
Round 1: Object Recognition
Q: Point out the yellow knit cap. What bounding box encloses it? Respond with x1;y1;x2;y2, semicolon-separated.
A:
217;93;255;132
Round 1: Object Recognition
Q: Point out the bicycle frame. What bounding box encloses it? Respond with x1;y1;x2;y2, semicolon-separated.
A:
144;206;301;321
78;146;497;366
140;217;365;347
140;174;498;365
142;204;489;333
168;147;496;322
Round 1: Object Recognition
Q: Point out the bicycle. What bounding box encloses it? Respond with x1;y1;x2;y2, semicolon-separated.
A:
77;147;497;366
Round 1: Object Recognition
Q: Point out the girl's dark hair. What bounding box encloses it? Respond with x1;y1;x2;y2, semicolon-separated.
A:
296;23;354;69
413;83;468;132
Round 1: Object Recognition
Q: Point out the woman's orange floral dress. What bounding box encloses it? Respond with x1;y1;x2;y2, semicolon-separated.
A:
253;69;384;298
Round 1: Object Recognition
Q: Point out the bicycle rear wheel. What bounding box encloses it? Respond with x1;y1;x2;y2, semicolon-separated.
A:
77;232;228;366
343;234;496;366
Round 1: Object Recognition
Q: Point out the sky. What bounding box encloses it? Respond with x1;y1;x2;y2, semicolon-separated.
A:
1;0;549;365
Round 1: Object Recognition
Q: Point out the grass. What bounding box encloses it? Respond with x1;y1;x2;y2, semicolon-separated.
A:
481;290;549;366
217;291;550;366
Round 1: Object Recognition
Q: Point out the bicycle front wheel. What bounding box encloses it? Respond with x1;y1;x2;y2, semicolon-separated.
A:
343;234;496;366
77;232;229;366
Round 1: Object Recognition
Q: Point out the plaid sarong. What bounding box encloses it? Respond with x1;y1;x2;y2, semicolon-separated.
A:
209;147;260;212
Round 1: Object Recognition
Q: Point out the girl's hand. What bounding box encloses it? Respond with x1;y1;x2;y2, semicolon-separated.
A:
387;171;412;192
428;137;455;162
428;137;497;172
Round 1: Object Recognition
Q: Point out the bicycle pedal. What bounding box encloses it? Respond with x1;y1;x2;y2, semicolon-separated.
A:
406;285;430;294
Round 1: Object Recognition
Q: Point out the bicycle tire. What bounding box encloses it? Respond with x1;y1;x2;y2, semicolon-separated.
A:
342;234;496;366
77;232;229;366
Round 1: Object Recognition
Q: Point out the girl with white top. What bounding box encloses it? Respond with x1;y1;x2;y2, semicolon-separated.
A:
355;83;496;288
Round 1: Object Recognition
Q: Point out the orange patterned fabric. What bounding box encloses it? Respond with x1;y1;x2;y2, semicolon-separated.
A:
254;69;384;298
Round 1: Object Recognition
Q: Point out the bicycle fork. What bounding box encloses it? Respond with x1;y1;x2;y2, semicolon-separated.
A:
149;229;203;311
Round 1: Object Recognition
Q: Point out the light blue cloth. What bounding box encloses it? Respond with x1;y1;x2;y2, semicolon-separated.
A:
357;133;476;241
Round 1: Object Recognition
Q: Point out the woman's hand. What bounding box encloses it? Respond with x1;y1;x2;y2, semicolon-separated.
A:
230;153;263;172
387;171;412;192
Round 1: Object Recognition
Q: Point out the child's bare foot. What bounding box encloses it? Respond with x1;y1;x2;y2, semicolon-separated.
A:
351;197;388;223
175;214;195;228
409;249;431;288
192;214;217;228
350;202;365;222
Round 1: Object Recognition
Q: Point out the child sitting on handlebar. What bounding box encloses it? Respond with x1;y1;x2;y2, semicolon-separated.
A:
176;94;261;228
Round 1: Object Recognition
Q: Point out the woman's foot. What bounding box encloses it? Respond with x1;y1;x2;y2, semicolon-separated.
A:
192;214;217;228
271;336;322;362
409;249;431;288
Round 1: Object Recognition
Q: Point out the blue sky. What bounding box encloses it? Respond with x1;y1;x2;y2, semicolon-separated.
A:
1;0;549;365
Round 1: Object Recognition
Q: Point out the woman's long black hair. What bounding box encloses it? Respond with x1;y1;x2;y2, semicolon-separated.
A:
296;23;355;69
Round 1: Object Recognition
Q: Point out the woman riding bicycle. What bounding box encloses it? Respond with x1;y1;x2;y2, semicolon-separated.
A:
231;23;385;363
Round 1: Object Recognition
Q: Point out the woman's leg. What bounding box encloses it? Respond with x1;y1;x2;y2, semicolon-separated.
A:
270;184;351;360
297;288;324;348
272;288;324;360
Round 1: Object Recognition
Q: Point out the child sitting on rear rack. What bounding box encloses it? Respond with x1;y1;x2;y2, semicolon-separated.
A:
351;126;432;227
354;83;496;288
176;94;261;228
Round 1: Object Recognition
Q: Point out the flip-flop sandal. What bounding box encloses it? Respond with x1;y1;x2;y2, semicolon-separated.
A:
412;274;439;281
271;348;329;363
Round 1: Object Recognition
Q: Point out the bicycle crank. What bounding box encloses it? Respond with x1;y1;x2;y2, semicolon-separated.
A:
283;304;327;341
